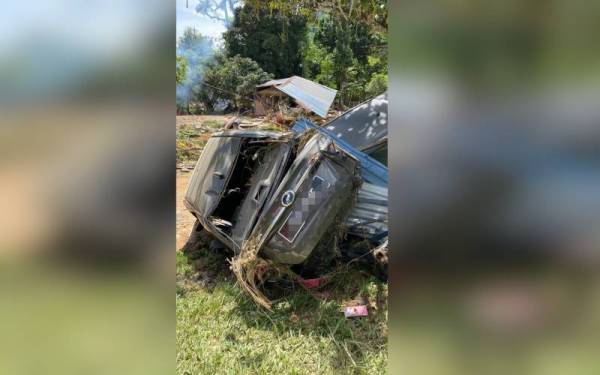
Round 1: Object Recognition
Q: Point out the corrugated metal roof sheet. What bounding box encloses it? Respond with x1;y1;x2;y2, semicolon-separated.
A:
346;182;388;239
256;76;337;118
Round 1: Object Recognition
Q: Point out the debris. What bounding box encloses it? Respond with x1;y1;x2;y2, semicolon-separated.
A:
177;161;198;171
224;117;241;129
297;277;321;289
344;305;369;318
289;312;300;323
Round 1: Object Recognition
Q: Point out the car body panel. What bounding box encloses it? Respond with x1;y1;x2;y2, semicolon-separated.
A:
184;129;361;264
184;136;242;218
230;142;292;247
249;133;359;264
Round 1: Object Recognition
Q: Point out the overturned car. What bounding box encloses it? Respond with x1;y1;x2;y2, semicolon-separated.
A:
182;103;388;304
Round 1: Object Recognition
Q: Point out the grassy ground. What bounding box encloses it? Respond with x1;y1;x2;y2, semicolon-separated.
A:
176;250;387;375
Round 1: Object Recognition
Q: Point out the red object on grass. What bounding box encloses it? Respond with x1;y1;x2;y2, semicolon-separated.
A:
298;277;321;289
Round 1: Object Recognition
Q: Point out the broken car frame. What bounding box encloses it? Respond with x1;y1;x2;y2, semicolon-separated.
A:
183;99;388;307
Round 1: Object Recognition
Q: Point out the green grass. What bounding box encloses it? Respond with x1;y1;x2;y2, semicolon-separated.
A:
176;251;387;374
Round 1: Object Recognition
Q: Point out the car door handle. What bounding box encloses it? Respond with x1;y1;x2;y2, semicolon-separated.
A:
252;182;268;204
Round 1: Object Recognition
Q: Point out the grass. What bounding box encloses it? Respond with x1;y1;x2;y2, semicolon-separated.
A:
176;125;208;163
176;250;387;375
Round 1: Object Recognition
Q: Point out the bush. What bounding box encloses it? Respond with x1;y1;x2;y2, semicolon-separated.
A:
196;54;273;112
366;72;388;97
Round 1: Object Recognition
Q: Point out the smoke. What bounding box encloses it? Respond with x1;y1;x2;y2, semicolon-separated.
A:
176;29;216;109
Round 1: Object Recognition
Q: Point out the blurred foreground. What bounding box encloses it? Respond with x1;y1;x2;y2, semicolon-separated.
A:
389;0;600;374
0;1;174;373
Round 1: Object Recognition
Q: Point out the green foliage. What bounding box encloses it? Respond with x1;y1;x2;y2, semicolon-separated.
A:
245;0;387;32
223;5;308;78
177;29;213;76
302;15;387;107
176;55;187;85
366;72;387;97
176;1;388;113
197;54;273;112
220;2;388;109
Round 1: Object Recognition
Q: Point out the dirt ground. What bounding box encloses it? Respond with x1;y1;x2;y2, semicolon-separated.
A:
176;171;194;250
176;115;234;128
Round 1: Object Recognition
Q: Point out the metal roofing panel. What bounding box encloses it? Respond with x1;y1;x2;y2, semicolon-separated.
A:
256;76;337;118
346;182;388;239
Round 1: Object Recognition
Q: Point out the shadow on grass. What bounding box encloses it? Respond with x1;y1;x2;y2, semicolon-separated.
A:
178;247;388;370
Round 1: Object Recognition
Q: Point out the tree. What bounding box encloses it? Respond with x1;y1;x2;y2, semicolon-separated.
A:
238;0;387;107
223;5;307;78
244;0;387;32
196;54;273;112
176;55;188;85
305;15;384;106
195;0;241;26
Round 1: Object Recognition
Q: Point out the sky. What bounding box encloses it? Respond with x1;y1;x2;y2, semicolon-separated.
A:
176;0;227;41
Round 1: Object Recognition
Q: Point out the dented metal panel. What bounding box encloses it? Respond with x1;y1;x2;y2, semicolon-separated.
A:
292;118;388;187
230;143;291;246
250;133;358;264
324;93;388;153
291;118;388;242
211;129;295;140
184;136;242;217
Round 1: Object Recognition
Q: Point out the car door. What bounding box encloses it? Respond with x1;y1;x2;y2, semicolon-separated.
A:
250;133;359;264
184;135;242;218
230;142;292;247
